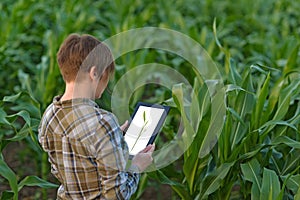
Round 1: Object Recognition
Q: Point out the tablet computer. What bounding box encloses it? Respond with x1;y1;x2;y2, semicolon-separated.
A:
124;102;170;156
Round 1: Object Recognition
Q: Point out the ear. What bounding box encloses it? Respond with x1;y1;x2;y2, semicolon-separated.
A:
89;66;97;81
101;69;109;80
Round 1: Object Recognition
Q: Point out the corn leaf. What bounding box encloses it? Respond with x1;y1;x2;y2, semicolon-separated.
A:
253;73;270;129
6;110;31;127
230;69;255;150
0;155;18;200
281;174;300;194
261;79;300;137
18;175;58;191
0;191;14;200
241;158;261;199
172;83;195;151
198;81;226;157
272;136;300;149
295;186;300;200
283;44;299;76
260;168;281;200
199;162;235;198
0;108;10;125
148;170;191;200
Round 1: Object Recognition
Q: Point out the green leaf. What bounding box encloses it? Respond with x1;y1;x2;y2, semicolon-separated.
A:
274;79;300;121
198;81;226;158
241;158;261;199
0;191;14;200
5;125;30;142
259;120;299;137
283;44;299;76
0;155;18;200
280;150;300;176
6;110;31;126
213;19;242;84
172;83;196;151
190;77;202;130
264;79;282;122
199;162;235;198
225;84;253;94
250;64;272;75
148;170;191;199
218;108;233;162
18;175;58;191
230;69;255;150
253;73;270;129
295;186;300;200
261;79;300;137
260;168;281;200
276;167;300;200
3;91;41;119
142;110;146;122
272;136;300;149
238;143;268;161
183;79;210;194
3;92;23;102
0;108;10;125
228;59;243;86
281;174;300;194
183;145;200;194
227;107;246;127
275;101;300;136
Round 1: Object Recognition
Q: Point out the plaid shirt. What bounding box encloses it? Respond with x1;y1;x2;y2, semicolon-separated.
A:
38;96;140;200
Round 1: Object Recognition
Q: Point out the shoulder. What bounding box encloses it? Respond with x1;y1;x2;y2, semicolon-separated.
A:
38;103;55;132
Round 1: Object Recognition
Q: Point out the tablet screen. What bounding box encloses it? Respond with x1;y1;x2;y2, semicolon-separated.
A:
124;103;169;155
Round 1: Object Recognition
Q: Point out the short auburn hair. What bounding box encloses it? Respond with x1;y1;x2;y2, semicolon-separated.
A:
57;33;114;82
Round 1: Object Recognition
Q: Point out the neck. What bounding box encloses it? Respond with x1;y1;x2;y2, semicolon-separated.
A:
60;81;94;101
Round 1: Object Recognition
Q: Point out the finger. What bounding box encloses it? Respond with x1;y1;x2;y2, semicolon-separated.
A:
139;144;153;153
145;145;155;155
145;144;155;153
149;144;155;152
120;120;128;131
141;145;151;153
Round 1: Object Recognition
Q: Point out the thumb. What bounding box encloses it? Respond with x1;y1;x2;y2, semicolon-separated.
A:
120;120;129;131
148;143;155;153
145;144;155;154
140;144;155;153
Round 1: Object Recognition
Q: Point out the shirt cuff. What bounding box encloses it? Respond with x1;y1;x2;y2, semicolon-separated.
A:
128;164;140;173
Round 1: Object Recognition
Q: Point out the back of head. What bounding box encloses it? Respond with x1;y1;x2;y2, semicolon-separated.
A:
57;34;115;83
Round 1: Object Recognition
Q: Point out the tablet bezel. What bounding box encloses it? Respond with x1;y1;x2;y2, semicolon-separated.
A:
124;102;170;156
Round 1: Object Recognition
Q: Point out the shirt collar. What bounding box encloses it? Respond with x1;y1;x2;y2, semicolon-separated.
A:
53;95;99;108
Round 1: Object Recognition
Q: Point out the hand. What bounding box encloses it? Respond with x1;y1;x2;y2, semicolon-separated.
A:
131;144;155;172
120;120;129;132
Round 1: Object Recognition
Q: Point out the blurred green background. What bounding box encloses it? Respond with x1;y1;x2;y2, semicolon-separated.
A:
1;0;300;199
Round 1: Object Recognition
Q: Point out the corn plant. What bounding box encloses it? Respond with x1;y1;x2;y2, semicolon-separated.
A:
0;92;58;199
130;111;149;152
140;19;300;199
1;0;300;199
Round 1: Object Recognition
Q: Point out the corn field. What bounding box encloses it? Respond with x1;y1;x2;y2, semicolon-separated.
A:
0;0;300;199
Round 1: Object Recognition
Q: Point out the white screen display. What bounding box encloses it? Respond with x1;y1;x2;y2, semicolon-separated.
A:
124;105;165;155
